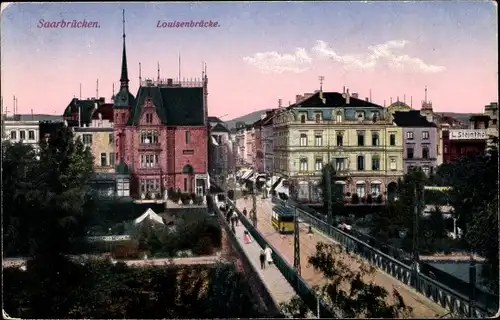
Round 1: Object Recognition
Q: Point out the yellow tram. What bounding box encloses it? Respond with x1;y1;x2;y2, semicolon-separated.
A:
271;205;295;234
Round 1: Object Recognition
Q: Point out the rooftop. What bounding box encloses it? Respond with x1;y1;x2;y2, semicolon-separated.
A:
393;110;437;127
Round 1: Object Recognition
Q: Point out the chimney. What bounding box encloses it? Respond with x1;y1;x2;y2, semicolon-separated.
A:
351;93;359;99
278;99;283;108
295;94;303;103
365;97;369;102
345;89;350;104
167;78;173;86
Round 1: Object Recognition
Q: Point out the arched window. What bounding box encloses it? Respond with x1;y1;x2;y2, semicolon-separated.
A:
300;114;306;123
182;164;194;174
315;113;321;123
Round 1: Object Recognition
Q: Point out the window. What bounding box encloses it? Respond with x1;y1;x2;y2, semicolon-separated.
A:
389;133;396;146
444;145;448;153
300;134;308;147
422;146;429;159
109;133;114;144
390;157;397;170
493;119;497;125
19;130;26;140
357;131;365;146
406;131;414;140
300;115;306;123
357;155;364;171
372;157;380;170
83;134;92;144
370;184;381;196
299;158;308;172
28;130;35;140
121;114;125;123
407;147;414;159
185;131;191;144
422;166;430;176
371;132;379;146
184;178;188;191
336;134;343;146
335;158;345;171
336;111;342;122
100;153;107;166
140;131;159;144
315;159;323;171
110;152;115;166
357;112;364;121
314;134;322;146
146;113;153;123
356;184;366;197
140;154;159;168
372;112;379;123
10;131;16;140
315;114;321;123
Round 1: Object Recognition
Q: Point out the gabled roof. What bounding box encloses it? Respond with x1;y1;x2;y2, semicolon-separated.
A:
134;208;164;225
290;91;383;109
211;122;230;133
208;116;222;123
128;85;204;126
91;103;114;122
63;98;97;127
393;110;437;127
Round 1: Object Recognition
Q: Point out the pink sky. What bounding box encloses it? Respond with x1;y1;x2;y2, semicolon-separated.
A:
1;2;498;119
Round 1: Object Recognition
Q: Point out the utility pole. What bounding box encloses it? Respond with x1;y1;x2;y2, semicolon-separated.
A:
293;206;301;276
326;164;333;226
412;186;420;289
252;177;257;228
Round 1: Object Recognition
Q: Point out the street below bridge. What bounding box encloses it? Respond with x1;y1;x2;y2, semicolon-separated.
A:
235;196;448;318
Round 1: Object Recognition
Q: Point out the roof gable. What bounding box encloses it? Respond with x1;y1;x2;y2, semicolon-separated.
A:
393;110;436;127
293;92;383;109
211;122;230;133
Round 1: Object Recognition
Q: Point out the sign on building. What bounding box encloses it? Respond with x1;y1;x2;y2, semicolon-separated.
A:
449;129;486;140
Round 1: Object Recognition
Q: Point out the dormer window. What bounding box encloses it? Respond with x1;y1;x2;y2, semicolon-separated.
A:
357;112;364;121
315;113;321;123
300;114;306;123
372;112;379;123
336;111;342;122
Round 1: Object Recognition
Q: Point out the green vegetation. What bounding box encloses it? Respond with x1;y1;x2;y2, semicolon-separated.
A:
2;126;262;318
279;242;413;318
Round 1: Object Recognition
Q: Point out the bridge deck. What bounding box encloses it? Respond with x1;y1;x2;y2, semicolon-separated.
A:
231;218;297;305
236;197;448;318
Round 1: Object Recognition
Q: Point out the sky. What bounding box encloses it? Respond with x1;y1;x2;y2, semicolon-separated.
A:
1;1;498;119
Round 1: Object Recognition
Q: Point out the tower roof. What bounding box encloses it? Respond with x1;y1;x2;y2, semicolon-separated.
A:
114;9;135;109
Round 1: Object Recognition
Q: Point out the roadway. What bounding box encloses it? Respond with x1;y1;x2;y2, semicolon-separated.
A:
235;196;449;318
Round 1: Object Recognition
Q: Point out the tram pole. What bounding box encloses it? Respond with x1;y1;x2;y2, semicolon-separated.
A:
293;206;301;276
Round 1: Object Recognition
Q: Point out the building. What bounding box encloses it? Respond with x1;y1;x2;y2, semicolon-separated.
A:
250;116;265;172
209;121;231;186
261;109;277;174
233;122;247;168
72;102;115;173
442;115;488;163
273;87;404;203
3;114;64;150
483;102;498;142
245;125;254;167
112;17;209;200
393;110;438;175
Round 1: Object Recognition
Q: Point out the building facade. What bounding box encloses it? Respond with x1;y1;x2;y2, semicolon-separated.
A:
3;114;64;150
111;23;208;199
393;110;438;175
443;117;488;164
261;110;276;174
273;88;404;203
209;122;231;186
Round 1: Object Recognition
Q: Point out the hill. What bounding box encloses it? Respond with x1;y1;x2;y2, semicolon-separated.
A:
225;109;272;129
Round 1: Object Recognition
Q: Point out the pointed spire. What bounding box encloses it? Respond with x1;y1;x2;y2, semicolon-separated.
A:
111;83;115;101
120;9;129;87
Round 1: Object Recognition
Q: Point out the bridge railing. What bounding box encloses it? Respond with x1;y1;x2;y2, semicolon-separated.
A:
226;199;336;318
287;199;495;318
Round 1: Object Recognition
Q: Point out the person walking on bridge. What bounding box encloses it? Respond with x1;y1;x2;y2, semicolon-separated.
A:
232;210;239;226
264;245;273;266
242;207;248;217
259;249;266;269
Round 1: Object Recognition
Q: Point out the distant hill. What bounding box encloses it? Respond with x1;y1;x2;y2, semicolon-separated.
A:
225;109;272;129
225;110;474;129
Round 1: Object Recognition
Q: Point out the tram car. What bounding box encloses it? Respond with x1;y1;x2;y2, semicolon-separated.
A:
271;203;295;234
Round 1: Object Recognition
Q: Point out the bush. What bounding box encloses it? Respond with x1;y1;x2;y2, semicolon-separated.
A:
194;195;204;205
351;193;360;204
360;196;366;204
180;193;191;204
366;194;373;204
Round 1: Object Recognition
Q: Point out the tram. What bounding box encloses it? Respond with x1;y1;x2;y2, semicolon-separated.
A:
271;205;295;234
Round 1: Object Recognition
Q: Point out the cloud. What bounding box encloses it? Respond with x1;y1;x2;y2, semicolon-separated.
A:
312;39;445;73
243;48;313;74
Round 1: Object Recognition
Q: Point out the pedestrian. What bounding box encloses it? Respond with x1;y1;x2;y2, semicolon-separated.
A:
264;245;273;266
259;249;266;269
232;210;239;226
242;207;248;217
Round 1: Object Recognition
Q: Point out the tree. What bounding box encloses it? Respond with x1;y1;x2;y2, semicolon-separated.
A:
279;242;413;318
317;162;344;223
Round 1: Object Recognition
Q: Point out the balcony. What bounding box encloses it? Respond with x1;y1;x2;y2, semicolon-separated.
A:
139;142;162;151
